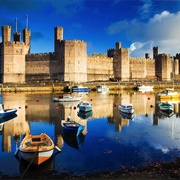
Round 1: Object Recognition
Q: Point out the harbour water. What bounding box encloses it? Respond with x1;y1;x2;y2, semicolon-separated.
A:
0;90;180;178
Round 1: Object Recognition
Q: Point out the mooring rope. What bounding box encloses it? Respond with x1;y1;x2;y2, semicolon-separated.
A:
20;147;39;179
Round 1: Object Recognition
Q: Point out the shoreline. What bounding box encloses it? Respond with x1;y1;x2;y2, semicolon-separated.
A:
0;81;180;93
1;157;179;179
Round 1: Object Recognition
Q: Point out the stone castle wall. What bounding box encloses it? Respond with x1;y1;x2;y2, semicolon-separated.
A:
87;54;114;81
0;25;179;84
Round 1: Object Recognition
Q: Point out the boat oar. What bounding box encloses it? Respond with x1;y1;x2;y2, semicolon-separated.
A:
54;145;61;152
14;148;19;156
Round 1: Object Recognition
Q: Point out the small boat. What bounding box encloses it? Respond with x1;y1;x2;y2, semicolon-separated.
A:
0;104;17;118
18;133;59;165
52;95;82;102
61;117;85;136
71;85;90;93
77;101;92;112
96;85;109;93
119;103;134;114
78;110;93;119
158;102;174;112
157;88;180;100
136;85;154;91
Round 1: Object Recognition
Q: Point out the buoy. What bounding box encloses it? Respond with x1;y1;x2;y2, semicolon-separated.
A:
14;148;19;156
54;146;61;152
56;107;60;110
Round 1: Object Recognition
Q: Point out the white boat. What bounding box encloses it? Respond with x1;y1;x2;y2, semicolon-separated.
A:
157;88;180;100
119;103;134;114
96;85;109;93
158;102;174;112
17;133;60;165
136;85;154;92
77;101;92;112
52;95;82;102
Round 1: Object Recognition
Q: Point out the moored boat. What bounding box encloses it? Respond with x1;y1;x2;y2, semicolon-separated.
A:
71;85;90;93
52;95;82;102
61;118;85;136
119;103;134;114
136;85;154;92
77;101;92;112
18;133;59;165
157;88;180;100
96;85;109;93
158;102;174;112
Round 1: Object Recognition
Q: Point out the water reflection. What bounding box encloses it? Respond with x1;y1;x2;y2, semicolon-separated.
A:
0;91;179;177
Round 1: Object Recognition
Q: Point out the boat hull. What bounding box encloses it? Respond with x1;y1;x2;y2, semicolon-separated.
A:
20;149;54;165
61;120;85;136
72;86;90;93
52;96;81;102
0;109;17;118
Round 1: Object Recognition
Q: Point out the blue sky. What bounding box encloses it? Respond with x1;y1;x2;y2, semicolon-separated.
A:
1;0;180;58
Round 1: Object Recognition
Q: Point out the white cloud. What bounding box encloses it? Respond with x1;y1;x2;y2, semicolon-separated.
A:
107;10;180;57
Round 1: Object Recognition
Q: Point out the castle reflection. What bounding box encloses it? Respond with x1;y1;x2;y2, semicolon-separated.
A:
0;91;180;153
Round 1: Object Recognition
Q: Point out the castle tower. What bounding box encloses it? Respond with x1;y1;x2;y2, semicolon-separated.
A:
153;47;158;59
54;26;63;54
0;25;30;83
113;42;129;81
23;28;31;46
2;26;11;42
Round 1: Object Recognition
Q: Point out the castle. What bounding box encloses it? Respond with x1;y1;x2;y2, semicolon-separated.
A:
0;24;179;84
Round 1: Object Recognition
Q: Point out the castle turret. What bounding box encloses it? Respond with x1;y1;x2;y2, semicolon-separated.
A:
153;47;158;59
23;28;31;46
54;26;63;54
2;26;11;42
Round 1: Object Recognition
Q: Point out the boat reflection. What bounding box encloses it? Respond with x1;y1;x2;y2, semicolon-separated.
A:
62;130;85;149
18;155;55;179
158;109;174;118
78;110;93;120
119;111;135;120
0;114;17;132
0;113;17;124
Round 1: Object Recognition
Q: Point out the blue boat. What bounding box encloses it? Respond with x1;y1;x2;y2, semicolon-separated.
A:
0;104;17;118
61;118;85;136
77;101;92;112
71;85;90;93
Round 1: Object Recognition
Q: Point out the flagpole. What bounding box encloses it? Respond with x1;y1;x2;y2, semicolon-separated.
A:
15;17;17;32
26;15;28;29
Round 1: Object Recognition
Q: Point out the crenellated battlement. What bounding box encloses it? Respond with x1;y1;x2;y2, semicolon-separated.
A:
26;52;55;61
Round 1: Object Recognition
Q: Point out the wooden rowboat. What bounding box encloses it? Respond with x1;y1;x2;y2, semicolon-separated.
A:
18;133;59;165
